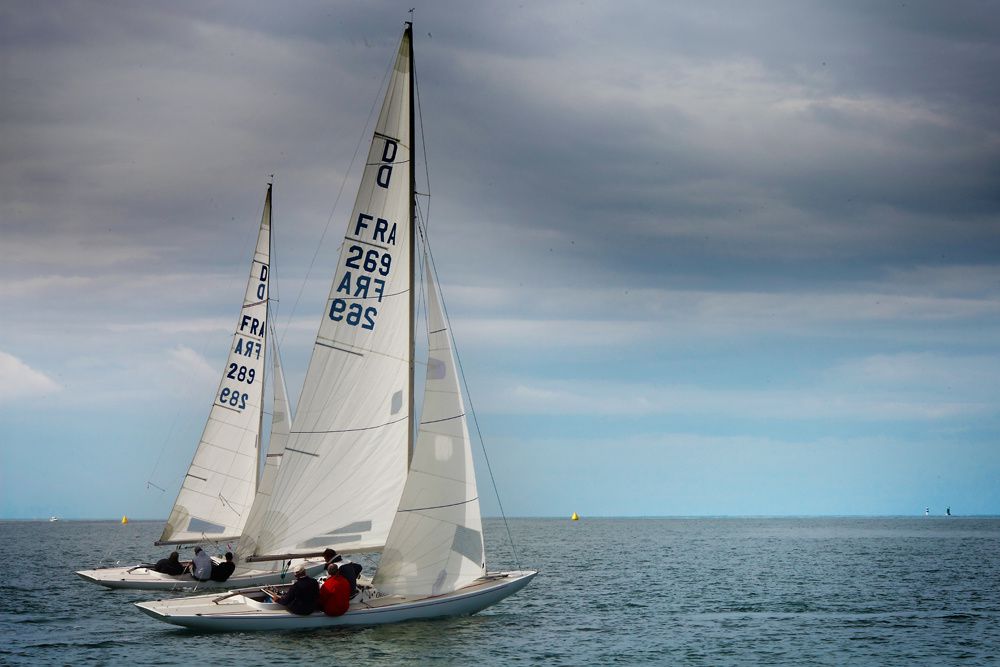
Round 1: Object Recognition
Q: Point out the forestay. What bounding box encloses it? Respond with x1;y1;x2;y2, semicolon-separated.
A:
158;186;272;545
374;264;486;596
245;33;413;558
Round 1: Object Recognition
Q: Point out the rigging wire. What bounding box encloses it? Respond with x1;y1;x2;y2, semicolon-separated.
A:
415;202;522;572
412;43;432;231
277;47;398;350
411;42;522;570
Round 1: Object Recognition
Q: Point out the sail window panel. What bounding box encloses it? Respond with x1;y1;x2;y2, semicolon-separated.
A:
374;504;486;596
186;518;227;534
451;524;483;566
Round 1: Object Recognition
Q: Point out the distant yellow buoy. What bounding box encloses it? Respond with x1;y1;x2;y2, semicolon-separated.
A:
121;515;129;525
571;512;579;521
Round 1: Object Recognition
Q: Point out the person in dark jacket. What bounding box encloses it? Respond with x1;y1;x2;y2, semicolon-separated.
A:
322;548;362;595
274;564;319;615
210;552;236;582
153;551;184;575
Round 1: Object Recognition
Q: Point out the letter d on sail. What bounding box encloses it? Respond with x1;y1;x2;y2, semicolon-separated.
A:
376;139;397;189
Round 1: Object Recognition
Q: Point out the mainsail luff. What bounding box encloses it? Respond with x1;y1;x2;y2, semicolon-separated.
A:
244;30;413;559
158;184;273;545
407;21;416;468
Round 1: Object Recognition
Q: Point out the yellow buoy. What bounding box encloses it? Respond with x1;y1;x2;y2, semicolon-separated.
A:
571;512;579;521
121;515;129;525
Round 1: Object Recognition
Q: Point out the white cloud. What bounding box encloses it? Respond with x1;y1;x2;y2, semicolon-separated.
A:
0;351;62;402
443;282;1000;350
164;346;218;389
825;352;1000;395
484;378;991;422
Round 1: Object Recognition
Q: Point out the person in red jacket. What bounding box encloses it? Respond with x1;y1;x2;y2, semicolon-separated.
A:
318;563;351;617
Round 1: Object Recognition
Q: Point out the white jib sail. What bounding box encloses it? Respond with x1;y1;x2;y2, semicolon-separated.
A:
373;262;486;597
247;32;412;558
257;322;292;500
234;323;291;565
158;185;272;545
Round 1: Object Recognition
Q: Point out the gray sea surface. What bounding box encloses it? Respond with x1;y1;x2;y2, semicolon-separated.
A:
1;517;998;665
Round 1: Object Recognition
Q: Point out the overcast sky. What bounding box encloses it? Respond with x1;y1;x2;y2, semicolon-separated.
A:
2;1;999;520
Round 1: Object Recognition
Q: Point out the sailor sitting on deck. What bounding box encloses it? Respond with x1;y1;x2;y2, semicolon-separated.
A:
153;551;184;576
187;546;213;582
210;551;236;582
318;563;351;617
272;564;319;615
323;548;363;596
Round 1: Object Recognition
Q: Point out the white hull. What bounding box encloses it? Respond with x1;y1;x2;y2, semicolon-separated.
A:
135;570;537;631
76;559;326;591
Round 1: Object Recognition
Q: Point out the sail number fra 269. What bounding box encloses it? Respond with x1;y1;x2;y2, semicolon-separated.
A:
328;137;401;333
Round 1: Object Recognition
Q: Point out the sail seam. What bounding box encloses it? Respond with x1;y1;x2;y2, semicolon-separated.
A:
343;235;392;251
292;414;408;435
284;447;320;458
398;497;478;513
324;286;409;302
419;413;464;426
314;340;364;356
233;330;264;342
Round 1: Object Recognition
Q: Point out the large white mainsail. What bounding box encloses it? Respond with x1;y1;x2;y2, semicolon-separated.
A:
244;32;413;559
158;185;273;545
373;263;486;596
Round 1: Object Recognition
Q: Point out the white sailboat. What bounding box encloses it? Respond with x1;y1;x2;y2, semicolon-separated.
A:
76;185;322;590
135;23;535;629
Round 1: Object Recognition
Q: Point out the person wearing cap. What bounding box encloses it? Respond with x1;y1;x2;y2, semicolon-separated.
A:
322;548;362;595
188;547;213;582
318;562;351;617
273;564;319;615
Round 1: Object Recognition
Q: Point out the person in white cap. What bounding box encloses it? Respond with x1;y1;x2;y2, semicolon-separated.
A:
273;564;319;615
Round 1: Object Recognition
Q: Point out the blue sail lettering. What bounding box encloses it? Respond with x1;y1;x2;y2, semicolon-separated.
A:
373;218;398;245
337;271;353;295
354;213;372;236
376;165;392;188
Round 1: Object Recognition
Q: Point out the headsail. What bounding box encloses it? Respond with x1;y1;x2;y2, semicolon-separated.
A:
373;263;486;596
234;323;292;562
245;30;413;558
158;185;273;545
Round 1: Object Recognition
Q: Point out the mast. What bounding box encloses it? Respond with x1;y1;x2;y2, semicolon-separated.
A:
406;22;416;468
257;181;272;490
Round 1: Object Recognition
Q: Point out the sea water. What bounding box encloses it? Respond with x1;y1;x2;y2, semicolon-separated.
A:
1;517;998;665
